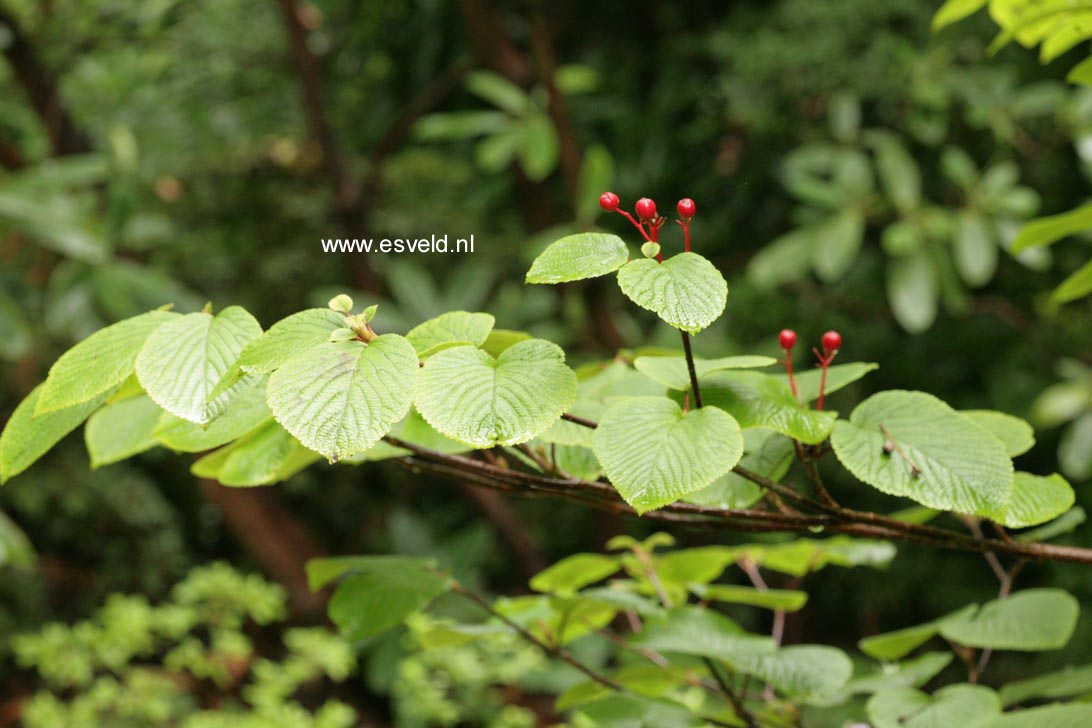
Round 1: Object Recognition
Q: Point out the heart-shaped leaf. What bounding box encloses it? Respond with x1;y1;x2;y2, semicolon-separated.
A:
832;390;1014;517
526;232;629;284
616;252;728;334
136;307;263;425
415;339;576;448
266;335;419;460
593;397;744;513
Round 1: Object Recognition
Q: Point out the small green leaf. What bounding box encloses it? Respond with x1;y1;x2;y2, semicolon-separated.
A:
525;233;629;284
84;395;161;468
465;70;528;114
634;355;776;391
987;704;1092;728
1;386;112;482
1068;56;1092;85
191;420;318;486
415;340;576;448
870;132;921;213
136;307;262;425
593;397;744;513
35;310;179;414
888;253;939;333
0;509;34;567
156;377;272;452
1000;663;1092;707
859;605;977;661
832;391;1015;518
1000;472;1074;528
518;113;560;181
267;336;419;461
328;294;353;313
939;589;1079;651
406;311;495;358
641;241;660;258
689;371;837;445
529;554;620;596
212;308;347;398
954;211;998;287
868;684;1000;728
616;252;728;334
812;209;866;282
932;0;988;30
733;645;853;701
480;329;532;358
773;362;879;404
1012;203;1092;253
1052;258;1092;304
316;556;452;641
692;584;809;612
961;410;1035;457
632;607;775;662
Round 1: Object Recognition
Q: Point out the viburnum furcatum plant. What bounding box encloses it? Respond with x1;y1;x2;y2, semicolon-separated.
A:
2;192;1091;726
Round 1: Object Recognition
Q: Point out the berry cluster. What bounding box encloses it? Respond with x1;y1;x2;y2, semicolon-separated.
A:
599;192;697;260
779;329;843;410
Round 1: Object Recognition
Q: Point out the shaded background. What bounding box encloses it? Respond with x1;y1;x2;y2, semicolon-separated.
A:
0;0;1090;724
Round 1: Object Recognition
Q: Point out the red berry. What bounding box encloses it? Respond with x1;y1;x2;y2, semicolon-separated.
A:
822;330;842;353
779;329;797;350
599;192;620;212
677;198;696;219
635;197;657;220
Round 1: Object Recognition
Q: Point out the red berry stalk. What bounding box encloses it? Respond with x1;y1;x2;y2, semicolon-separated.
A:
779;329;799;400
814;330;842;411
676;198;695;252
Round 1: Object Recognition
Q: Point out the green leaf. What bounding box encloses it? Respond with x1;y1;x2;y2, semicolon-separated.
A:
1011;203;1092;253
773;362;879;404
748;228;814;288
1053;258;1092;303
1000;663;1092;706
518;113;560;181
576;145;614;222
743;537;896;577
632;607;775;663
684;429;794;509
616;252;728;334
464;70;528;114
529;554;620;596
1016;506;1086;542
267;336;418;461
0;287;31;362
525;233;629;284
954;211;998;287
232;308;347;376
832;391;1015;517
496;594;617;646
888;253;939;333
35;310;179;414
868;684;1001;728
933;0;988;29
690;371;837;445
633;355;776;391
733;645;853;701
316;557;452;641
84;395;161;468
572;694;703;727
987;704;1092;728
1;385;112;483
1067;56;1092;85
939;589;1079;650
812;209;866;282
156;377;272;452
961;410;1035;457
354;409;471;461
1000;472;1074;528
593;397;744;513
480;329;532;358
415;340;576;448
0;509;34;568
692;584;809;612
405;311;495;358
846;652;954;696
859;605;977;661
191;420;318;486
136;307;262;425
871;133;922;213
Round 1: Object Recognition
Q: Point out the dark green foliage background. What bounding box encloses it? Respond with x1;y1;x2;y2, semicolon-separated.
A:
1;0;1090;722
